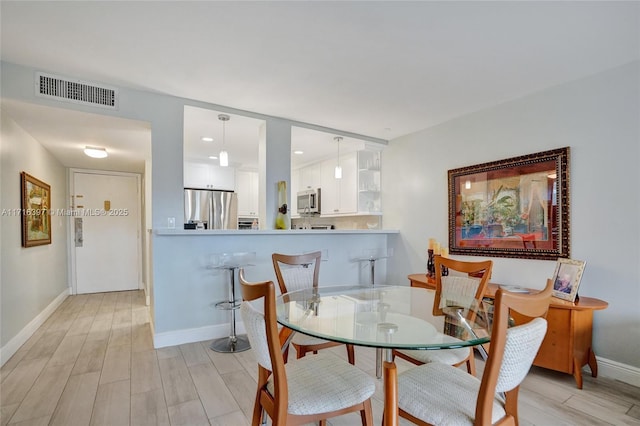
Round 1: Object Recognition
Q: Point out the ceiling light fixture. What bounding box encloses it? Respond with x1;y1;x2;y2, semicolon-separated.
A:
208;155;218;160
84;146;108;158
294;150;304;155
334;136;343;179
218;114;230;167
201;136;213;142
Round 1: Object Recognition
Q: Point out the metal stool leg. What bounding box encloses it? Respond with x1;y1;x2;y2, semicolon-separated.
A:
210;267;250;353
369;258;385;379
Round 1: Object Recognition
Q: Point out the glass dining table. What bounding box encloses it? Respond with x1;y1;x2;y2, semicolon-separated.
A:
276;285;491;426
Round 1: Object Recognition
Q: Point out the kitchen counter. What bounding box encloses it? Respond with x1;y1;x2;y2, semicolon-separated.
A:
154;229;399;236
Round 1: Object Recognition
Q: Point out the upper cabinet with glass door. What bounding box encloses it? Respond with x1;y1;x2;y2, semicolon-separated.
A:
357;149;382;214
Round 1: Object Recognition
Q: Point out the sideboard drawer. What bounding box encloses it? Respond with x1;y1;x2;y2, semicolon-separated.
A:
534;308;572;373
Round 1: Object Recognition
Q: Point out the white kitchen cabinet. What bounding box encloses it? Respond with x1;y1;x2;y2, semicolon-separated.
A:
320;152;357;215
298;163;322;191
292;148;381;217
184;161;235;190
236;170;259;217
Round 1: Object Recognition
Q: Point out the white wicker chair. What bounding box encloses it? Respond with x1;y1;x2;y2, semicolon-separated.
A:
272;251;355;364
239;269;375;426
394;256;493;375
395;279;554;426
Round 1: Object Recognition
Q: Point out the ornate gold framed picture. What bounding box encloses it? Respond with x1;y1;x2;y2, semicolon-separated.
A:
21;172;51;247
448;147;570;260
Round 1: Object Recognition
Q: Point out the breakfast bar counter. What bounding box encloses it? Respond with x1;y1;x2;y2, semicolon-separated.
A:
154;229;398;236
150;228;399;349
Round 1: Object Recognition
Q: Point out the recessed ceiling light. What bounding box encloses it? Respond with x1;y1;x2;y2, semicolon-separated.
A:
208;155;218;160
84;146;108;158
201;137;214;142
294;150;304;155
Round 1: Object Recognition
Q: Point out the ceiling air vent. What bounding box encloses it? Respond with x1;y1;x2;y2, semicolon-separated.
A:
35;72;118;110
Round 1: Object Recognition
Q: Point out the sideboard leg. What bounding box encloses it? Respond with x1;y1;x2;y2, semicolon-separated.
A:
587;348;599;378
572;358;584;389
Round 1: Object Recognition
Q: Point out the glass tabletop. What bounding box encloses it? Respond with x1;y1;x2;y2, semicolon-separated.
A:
276;285;491;350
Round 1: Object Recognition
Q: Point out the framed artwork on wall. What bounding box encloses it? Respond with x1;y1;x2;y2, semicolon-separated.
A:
448;147;570;260
21;172;51;247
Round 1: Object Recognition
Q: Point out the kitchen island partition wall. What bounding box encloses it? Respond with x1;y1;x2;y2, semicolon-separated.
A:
151;229;399;349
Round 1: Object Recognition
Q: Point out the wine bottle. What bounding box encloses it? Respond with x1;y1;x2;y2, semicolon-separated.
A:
275;181;290;230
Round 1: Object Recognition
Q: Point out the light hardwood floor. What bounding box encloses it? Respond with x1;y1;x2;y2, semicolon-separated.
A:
1;290;639;426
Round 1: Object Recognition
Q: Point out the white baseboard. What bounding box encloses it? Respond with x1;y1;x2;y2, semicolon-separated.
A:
0;288;70;366
153;322;247;349
595;356;640;388
142;281;150;306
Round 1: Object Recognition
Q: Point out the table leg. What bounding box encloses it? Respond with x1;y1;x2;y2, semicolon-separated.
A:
382;348;398;426
376;348;383;379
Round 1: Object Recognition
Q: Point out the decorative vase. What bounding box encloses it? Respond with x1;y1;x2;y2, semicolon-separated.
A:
275;181;290;230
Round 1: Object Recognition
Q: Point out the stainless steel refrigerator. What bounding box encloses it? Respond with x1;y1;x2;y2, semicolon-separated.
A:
184;189;238;229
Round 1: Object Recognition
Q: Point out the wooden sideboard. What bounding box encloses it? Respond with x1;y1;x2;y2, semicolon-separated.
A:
408;273;608;389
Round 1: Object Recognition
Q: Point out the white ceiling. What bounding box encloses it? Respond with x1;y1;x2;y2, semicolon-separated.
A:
1;2;638;173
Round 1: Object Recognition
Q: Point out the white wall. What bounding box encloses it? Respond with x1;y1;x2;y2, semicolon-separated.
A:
383;62;640;369
0;112;69;353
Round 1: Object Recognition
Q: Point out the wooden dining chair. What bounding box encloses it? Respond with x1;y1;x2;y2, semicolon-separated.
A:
238;269;375;426
272;251;356;364
395;278;553;426
393;256;493;375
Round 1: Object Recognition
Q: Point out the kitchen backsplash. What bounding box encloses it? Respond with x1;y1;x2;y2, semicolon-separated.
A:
291;215;381;230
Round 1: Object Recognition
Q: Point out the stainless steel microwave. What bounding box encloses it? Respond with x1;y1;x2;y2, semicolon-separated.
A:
297;188;321;214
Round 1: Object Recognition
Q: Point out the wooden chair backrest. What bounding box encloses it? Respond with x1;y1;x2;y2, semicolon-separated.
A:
475;278;553;425
238;269;290;419
272;251;322;294
433;256;493;316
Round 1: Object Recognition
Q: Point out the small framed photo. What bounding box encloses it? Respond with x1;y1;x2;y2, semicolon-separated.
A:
552;258;586;302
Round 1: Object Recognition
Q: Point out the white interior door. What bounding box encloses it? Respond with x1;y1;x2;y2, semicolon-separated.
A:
73;171;141;294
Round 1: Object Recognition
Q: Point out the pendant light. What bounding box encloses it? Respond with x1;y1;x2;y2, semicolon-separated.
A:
218;114;230;167
334;136;343;179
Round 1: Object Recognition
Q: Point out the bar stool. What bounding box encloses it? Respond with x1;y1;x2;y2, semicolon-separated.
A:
209;252;256;353
352;248;393;378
